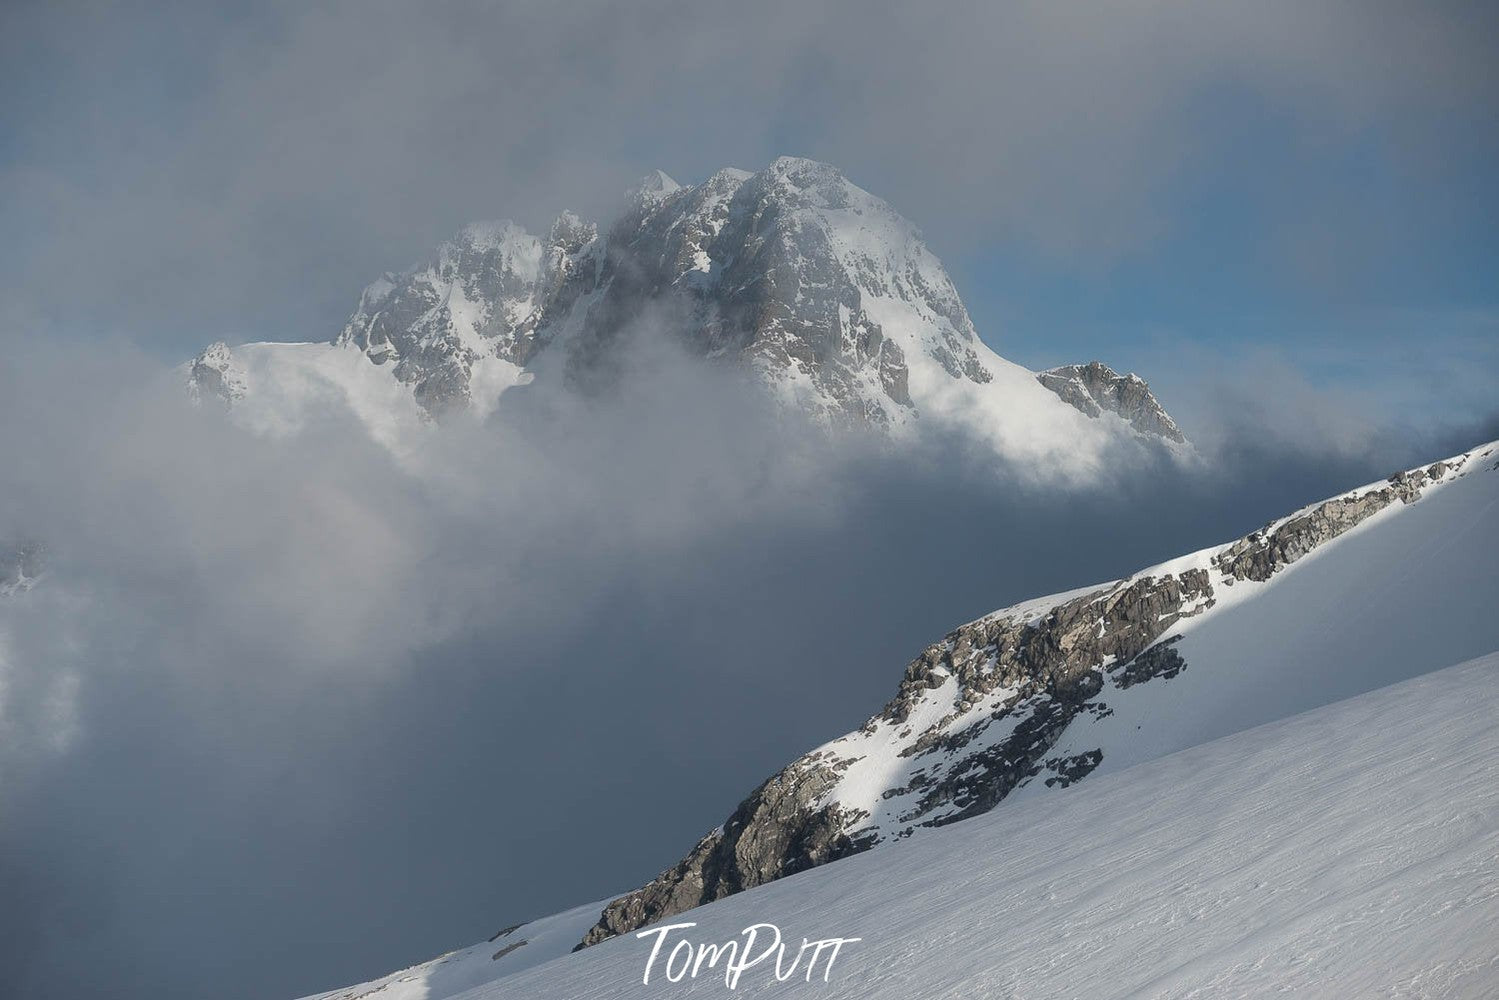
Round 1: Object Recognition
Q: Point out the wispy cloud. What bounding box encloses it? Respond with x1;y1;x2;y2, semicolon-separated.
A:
0;329;1491;998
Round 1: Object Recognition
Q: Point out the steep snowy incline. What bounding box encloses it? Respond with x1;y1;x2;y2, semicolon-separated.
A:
579;440;1499;946
312;651;1499;999
299;899;609;1000
186;159;1185;479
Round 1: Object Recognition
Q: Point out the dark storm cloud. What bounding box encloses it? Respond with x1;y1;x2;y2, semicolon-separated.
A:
0;330;1493;999
2;0;1495;351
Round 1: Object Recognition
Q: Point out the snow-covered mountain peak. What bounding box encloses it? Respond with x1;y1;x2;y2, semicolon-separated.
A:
1038;360;1185;444
564;156;1008;432
186;341;248;406
754;155;859;207
630;169;681;204
187;159;1190;472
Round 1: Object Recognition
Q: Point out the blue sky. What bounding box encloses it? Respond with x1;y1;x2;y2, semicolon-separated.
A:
2;1;1495;438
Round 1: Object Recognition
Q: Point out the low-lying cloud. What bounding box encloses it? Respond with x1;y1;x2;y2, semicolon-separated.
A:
0;335;1492;1000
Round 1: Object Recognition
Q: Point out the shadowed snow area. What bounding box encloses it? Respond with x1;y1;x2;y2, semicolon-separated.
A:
321;650;1499;999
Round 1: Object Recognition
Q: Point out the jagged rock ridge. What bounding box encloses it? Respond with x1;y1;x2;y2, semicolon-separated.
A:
576;442;1495;948
1038;361;1185;443
335;217;600;414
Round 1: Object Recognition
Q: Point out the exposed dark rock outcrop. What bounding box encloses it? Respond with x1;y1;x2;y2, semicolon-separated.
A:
577;761;874;949
1113;635;1187;689
1038;361;1185;443
1044;749;1105;789
1214;462;1455;583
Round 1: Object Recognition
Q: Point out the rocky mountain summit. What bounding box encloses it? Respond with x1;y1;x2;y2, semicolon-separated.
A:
185;342;248;406
187;158;1187;468
576;440;1498;948
1038;361;1185;443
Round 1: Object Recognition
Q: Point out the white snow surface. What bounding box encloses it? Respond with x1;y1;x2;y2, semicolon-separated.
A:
300;898;610;1000
310;650;1499;999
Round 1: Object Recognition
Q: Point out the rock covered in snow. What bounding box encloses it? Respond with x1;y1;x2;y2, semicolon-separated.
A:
1038;361;1184;444
334;218;600;414
186;342;248;406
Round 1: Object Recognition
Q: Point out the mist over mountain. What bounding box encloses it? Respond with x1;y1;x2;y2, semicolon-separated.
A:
0;322;1490;999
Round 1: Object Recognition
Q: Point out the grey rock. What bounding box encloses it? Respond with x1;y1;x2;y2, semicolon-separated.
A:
576;759;874;950
1038;361;1185;444
1044;749;1105;789
563;159;943;427
186;342;247;407
1112;635;1187;689
1214;462;1454;583
336;218;601;416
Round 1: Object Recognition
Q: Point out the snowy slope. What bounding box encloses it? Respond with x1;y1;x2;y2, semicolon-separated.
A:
186;159;1185;480
580;440;1499;946
312;650;1499;999
299;899;609;1000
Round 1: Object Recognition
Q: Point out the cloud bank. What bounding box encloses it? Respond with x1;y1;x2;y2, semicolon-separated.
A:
3;1;1494;352
0;330;1491;999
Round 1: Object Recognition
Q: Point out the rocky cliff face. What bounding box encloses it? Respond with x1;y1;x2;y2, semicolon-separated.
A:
186;342;248;407
187;159;1187;457
334;217;601;414
1038;361;1184;444
576;445;1490;949
561;158;967;428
